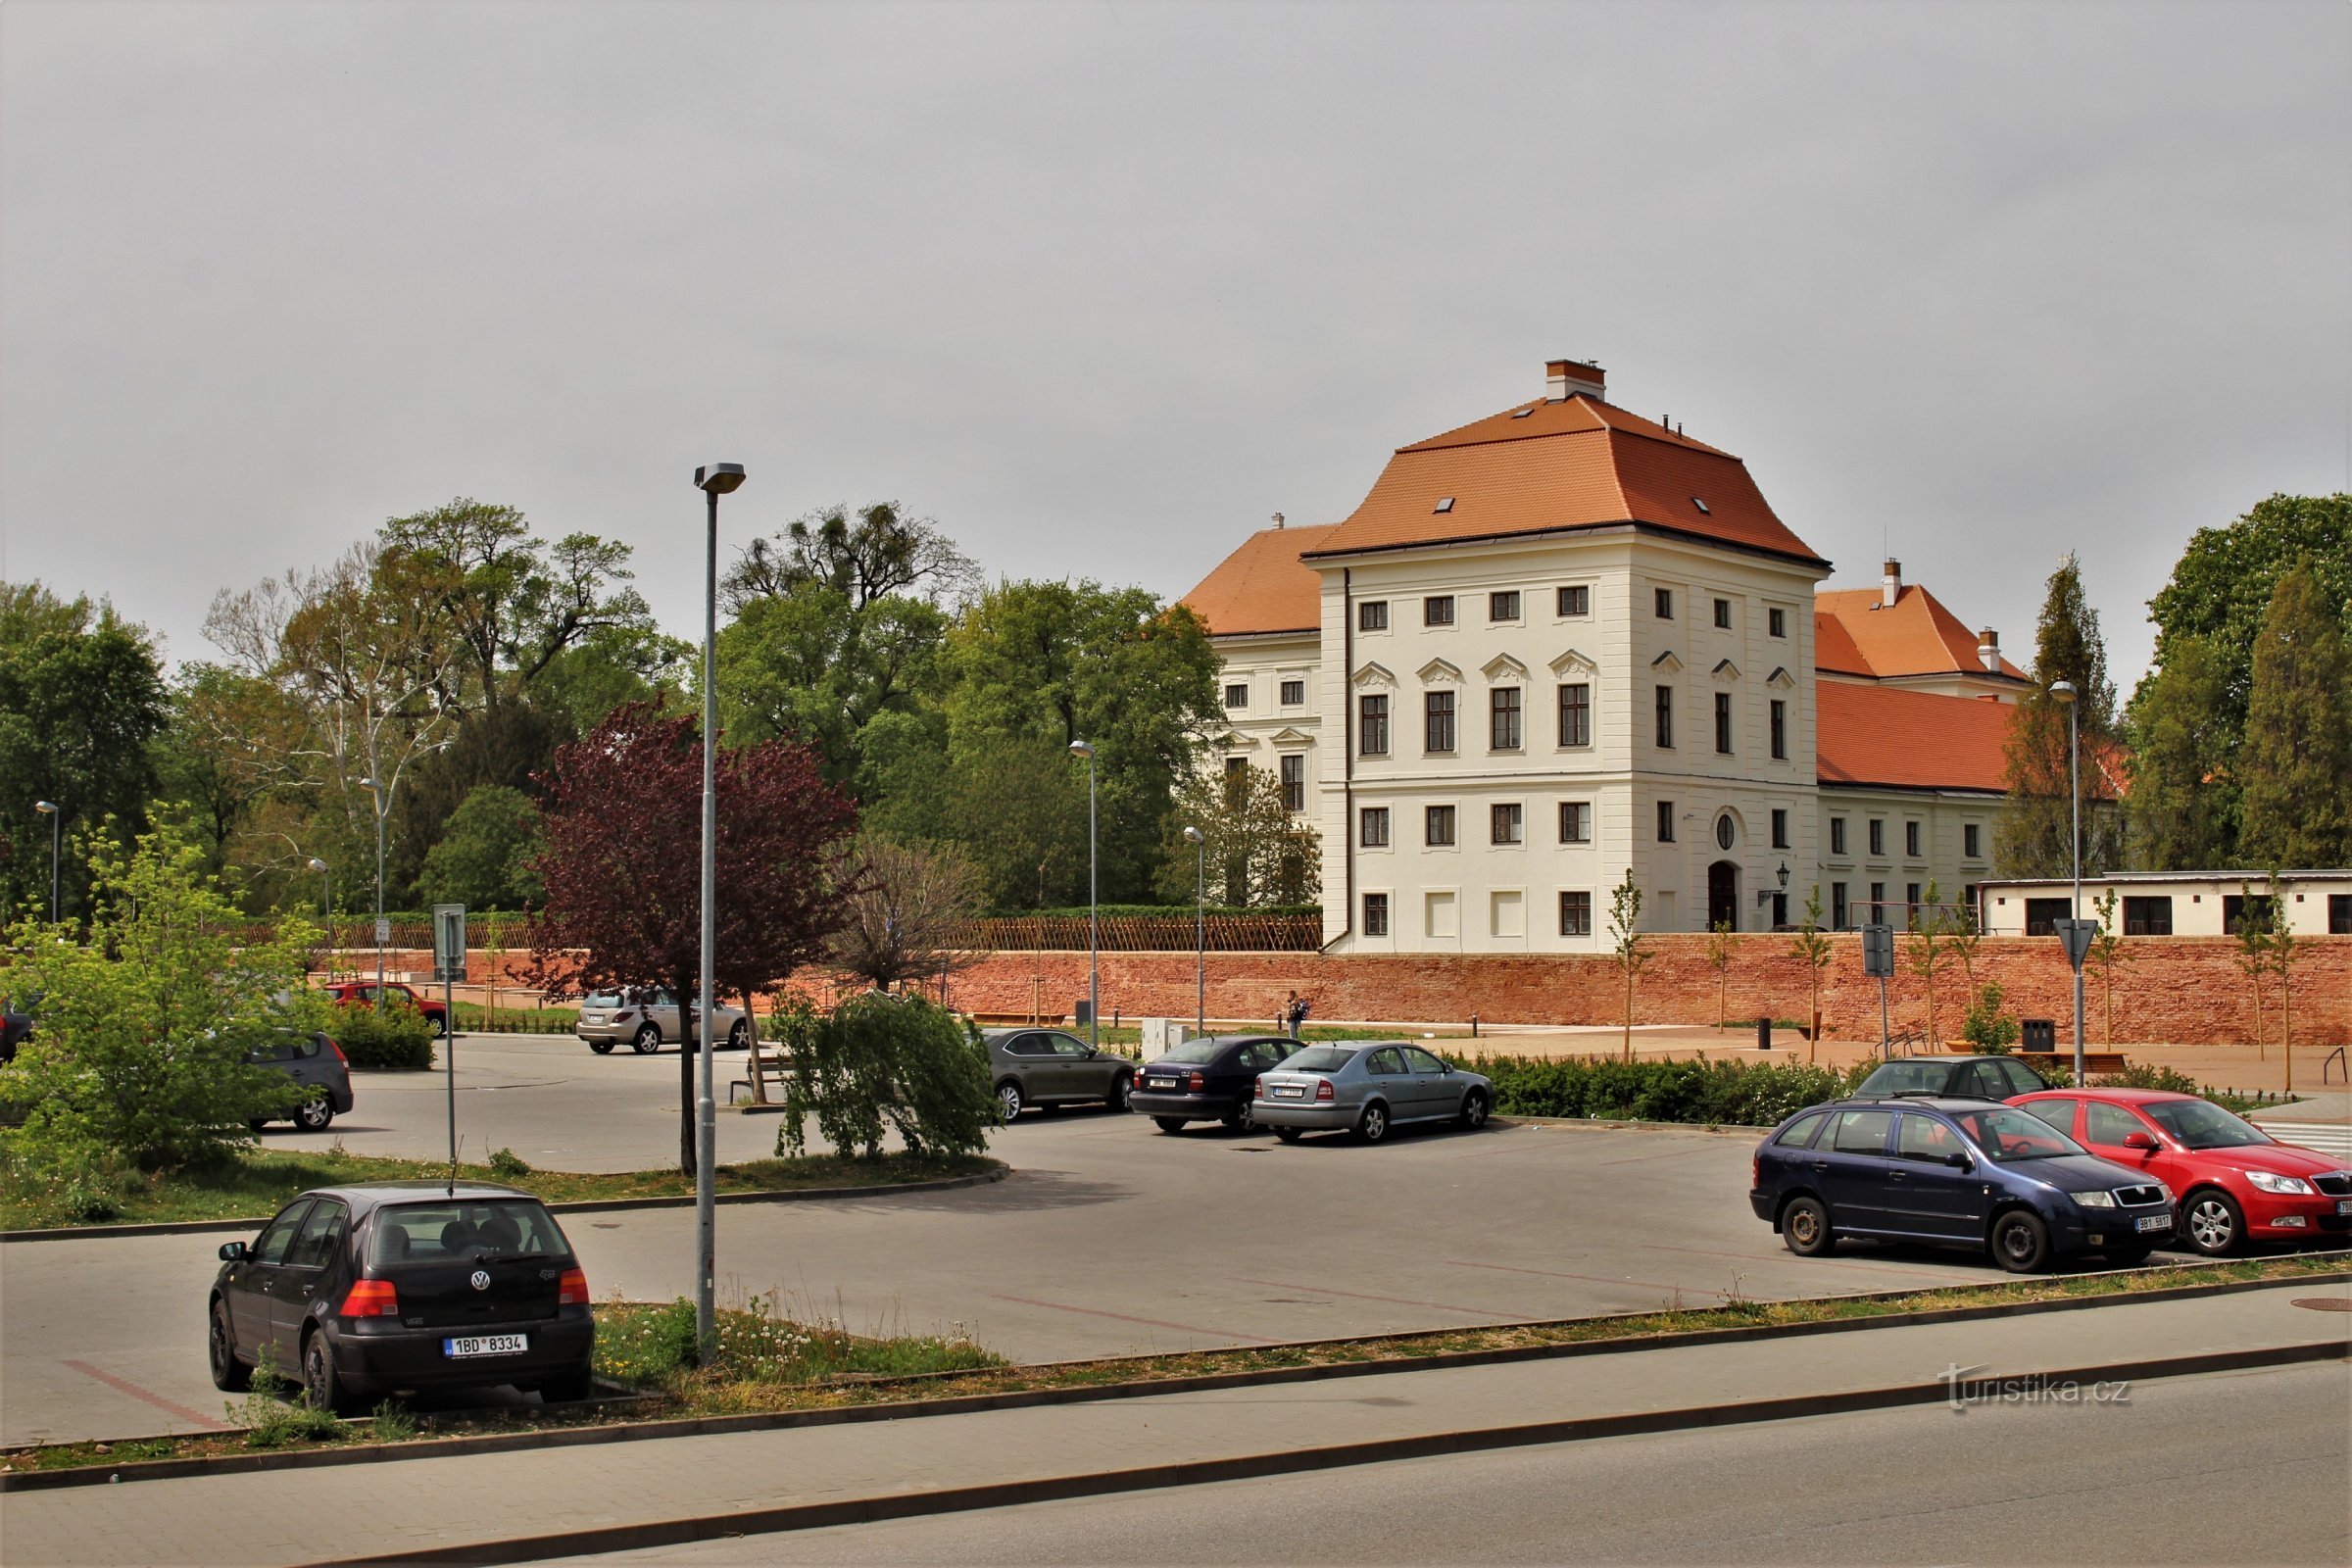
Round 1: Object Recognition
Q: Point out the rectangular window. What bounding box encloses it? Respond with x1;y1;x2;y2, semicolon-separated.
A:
1559;801;1591;843
1869;881;1886;924
1831;882;1849;929
1768;607;1787;638
2331;894;2352;935
1559;891;1592;937
1904;821;1922;858
1830;817;1847;856
1424;690;1455;754
2221;893;2275;935
1359;808;1390;848
1425;805;1456;847
1423;595;1455;627
1769;699;1787;760
1654;587;1674;619
1714;692;1733;754
1279;678;1304;707
2025;897;2072;937
1657;801;1676;843
1278;753;1303;812
1655;685;1674;748
1771;808;1789;850
1362;893;1389;937
2123;895;2173;936
1557;584;1590;617
1868;818;1885;857
1713;597;1732;629
1963;822;1981;858
1557;682;1591;747
1223;682;1249;710
1225;756;1247;777
1489;590;1520;622
1490;687;1523;750
1905;882;1922;927
1492;803;1524;845
1358;694;1389;756
1358;600;1389;632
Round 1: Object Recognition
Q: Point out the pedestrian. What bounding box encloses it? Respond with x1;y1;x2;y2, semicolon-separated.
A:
1284;991;1309;1037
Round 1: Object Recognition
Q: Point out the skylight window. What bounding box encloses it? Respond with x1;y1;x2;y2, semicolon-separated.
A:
1691;497;1711;514
1511;408;1536;418
1434;497;1455;514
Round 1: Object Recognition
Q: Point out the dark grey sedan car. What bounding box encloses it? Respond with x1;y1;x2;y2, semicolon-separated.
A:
983;1028;1135;1120
1252;1043;1493;1144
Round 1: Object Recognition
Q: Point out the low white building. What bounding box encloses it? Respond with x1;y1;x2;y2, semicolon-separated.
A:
1978;871;2352;939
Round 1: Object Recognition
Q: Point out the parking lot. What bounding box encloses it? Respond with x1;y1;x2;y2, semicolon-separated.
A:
0;1033;2185;1444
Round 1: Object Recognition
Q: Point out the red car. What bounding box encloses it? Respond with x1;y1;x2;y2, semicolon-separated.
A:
2009;1087;2352;1255
322;981;450;1036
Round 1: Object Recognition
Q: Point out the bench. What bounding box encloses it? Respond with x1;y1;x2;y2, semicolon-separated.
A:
2016;1051;2131;1077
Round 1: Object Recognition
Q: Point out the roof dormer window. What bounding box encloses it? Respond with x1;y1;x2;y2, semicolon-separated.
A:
1433;497;1455;514
1691;497;1711;514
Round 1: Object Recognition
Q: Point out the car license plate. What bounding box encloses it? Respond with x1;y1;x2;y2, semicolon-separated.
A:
1148;1078;1176;1090
445;1333;528;1358
2337;1199;2352;1216
2133;1215;2167;1233
1273;1085;1304;1099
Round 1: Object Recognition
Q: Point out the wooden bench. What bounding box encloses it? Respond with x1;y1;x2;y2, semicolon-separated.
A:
2016;1051;2131;1077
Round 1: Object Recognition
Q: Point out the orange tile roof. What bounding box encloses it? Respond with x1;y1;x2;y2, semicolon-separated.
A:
1180;523;1337;637
1814;585;2027;681
1303;395;1826;565
1816;682;2014;792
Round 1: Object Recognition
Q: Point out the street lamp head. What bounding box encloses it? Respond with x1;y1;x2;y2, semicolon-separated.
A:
33;801;57;814
1183;825;1204;845
307;858;328;873
2048;680;2077;705
1777;861;1789;889
694;464;746;495
358;776;382;792
1068;739;1095;759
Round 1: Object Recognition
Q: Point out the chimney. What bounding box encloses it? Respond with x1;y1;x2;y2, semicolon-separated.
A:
1544;358;1606;402
1271;513;1285;530
1881;559;1902;610
1978;628;2000;672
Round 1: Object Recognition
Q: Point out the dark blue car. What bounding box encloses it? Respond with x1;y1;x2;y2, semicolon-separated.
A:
1750;1096;2175;1272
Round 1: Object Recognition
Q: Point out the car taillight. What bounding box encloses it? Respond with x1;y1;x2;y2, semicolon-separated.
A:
323;1036;347;1066
1314;1079;1334;1102
1188;1071;1205;1092
612;1010;635;1023
1751;1153;1761;1189
340;1278;400;1317
559;1266;589;1306
1251;1076;1261;1102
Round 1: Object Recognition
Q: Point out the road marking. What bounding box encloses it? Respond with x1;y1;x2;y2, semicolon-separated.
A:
64;1360;230;1430
1235;1278;1506;1317
1446;1259;1700;1297
988;1295;1279;1343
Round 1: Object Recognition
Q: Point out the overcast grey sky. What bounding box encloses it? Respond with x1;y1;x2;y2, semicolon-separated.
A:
4;1;2345;695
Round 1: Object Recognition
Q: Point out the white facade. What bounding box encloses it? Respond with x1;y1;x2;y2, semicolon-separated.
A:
1978;872;2352;939
1817;786;2003;932
1211;629;1324;818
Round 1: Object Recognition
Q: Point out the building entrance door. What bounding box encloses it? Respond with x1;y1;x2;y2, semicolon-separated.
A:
1708;860;1739;932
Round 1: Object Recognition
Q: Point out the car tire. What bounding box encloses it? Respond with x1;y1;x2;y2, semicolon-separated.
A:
1153;1116;1188;1134
997;1080;1024;1121
588;1038;614;1055
1356;1102;1391;1144
539;1365;595;1404
1274;1125;1302;1144
1458;1089;1490;1130
1991;1209;2053;1273
1781;1195;1835;1256
294;1090;335;1133
1223;1098;1256;1133
210;1300;250;1392
2180;1189;2244;1256
303;1331;355;1416
727;1020;748;1051
1109;1072;1133;1112
631;1024;662;1054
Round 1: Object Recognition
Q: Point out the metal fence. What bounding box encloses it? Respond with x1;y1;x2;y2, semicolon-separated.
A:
270;908;1324;956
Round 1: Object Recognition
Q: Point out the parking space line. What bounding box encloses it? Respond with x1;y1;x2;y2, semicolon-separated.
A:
1235;1278;1508;1317
63;1359;229;1430
989;1295;1280;1343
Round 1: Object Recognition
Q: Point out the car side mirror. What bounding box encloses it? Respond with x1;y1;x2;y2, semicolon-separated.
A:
2122;1131;2158;1151
1944;1152;1973;1171
220;1241;249;1261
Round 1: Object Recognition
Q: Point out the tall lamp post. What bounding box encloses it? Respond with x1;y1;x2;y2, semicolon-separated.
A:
1182;825;1205;1035
2049;679;2084;1085
691;461;744;1364
1068;740;1099;1049
32;801;60;924
308;858;331;923
358;777;388;1008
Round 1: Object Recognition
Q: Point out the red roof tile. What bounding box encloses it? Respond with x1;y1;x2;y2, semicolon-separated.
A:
1180;523;1337;637
1816;682;2013;792
1814;585;2027;681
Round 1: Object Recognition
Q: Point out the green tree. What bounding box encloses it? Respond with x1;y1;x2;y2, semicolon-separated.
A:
723;501;976;614
2237;561;2352;867
1902;881;1949;1044
940;735;1089;909
716;584;950;782
2267;882;2299;1095
774;992;996;1160
1153;765;1318;907
2086;888;2131;1046
2231;886;2273;1058
1704;921;1737;1030
416;785;544;909
2124;636;2233;869
1997;555;2123;877
1788;888;1834;1064
1606;869;1651;1062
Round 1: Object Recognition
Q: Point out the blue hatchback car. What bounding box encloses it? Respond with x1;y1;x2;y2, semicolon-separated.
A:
1750;1096;2175;1272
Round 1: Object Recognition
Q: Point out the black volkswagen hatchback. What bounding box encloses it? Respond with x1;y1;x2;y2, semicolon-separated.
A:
209;1182;595;1413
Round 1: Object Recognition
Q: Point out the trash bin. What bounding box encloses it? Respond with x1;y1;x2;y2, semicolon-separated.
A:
1756;1016;1773;1051
2021;1018;2056;1054
1073;1000;1094;1027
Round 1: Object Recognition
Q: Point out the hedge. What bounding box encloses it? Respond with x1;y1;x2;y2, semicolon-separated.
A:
324;1004;436;1071
1467;1054;1863;1128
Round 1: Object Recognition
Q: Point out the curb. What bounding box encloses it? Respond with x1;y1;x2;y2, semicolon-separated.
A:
1497;1114;1769;1136
0;1165;1008;1244
8;1265;2341;1493
301;1339;2351;1567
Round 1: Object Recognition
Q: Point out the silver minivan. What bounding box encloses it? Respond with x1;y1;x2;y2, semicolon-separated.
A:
576;989;749;1054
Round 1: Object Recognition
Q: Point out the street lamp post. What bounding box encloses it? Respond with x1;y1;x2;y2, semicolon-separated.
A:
1182;825;1205;1035
358;778;387;1008
690;462;744;1365
32;802;60;924
2050;680;2084;1084
1068;740;1099;1049
308;858;331;924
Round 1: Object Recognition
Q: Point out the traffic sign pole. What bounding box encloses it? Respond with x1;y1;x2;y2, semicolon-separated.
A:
432;905;466;1195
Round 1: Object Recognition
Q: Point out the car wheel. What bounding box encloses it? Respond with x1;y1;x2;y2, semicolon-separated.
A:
997;1080;1024;1121
1109;1071;1133;1112
1458;1089;1490;1130
539;1365;595;1404
1224;1098;1256;1133
303;1332;355;1416
1274;1125;1302;1144
587;1038;614;1055
631;1024;662;1054
727;1020;748;1051
1781;1196;1835;1256
1992;1209;2052;1273
2180;1189;2243;1256
210;1300;250;1392
295;1090;335;1132
1153;1116;1188;1134
1356;1102;1391;1144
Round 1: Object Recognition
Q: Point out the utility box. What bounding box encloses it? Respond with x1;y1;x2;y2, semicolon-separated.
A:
1139;1017;1191;1054
2021;1018;2057;1054
1072;999;1094;1027
1860;923;1895;978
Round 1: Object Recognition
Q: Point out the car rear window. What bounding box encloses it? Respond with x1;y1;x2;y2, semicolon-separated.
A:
1856;1060;1950;1095
1278;1047;1359;1073
1160;1040;1225;1064
581;993;625;1008
1775;1111;1829;1148
369;1200;570;1265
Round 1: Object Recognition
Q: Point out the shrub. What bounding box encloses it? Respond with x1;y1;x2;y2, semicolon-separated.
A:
1960;984;2020;1051
1467;1054;1849;1128
325;1004;436;1071
774;993;996;1160
487;1147;532;1178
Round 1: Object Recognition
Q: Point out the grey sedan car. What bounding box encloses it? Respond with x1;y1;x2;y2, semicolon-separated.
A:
1252;1043;1493;1144
983;1028;1135;1120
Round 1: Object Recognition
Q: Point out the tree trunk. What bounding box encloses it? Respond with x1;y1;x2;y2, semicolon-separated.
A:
1622;968;1634;1062
677;971;699;1178
2248;972;2265;1057
2280;974;2293;1095
743;988;769;1105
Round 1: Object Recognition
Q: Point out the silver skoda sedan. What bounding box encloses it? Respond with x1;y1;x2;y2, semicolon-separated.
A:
1252;1043;1493;1144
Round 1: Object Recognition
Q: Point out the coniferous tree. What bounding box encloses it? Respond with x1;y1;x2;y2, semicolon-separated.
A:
1997;556;2123;877
2125;636;2232;869
2238;561;2352;867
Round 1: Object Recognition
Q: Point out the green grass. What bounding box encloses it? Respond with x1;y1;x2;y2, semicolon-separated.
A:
0;1147;1002;1232
595;1298;1004;1399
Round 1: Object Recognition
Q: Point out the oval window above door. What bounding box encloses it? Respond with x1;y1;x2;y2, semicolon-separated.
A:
1715;815;1736;851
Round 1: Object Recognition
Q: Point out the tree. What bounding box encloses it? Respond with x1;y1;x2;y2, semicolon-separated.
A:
1788;888;1834;1065
1946;901;1984;992
2124;636;2233;869
941;735;1090;909
2266;881;2299;1096
716;584;950;783
417;785;544;909
1997;555;2123;877
2086;889;2131;1046
723;501;977;615
1902;881;1949;1045
1605;869;1651;1062
2238;562;2352;867
2230;885;2273;1058
1153;765;1318;907
773;992;995;1161
1704;921;1737;1030
523;704;856;1173
827;836;983;993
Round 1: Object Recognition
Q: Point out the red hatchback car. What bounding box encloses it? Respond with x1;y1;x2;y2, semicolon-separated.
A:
322;981;450;1035
2009;1088;2352;1255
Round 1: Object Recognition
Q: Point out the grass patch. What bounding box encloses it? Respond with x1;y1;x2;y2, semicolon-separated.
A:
0;1147;1002;1232
3;1252;2341;1478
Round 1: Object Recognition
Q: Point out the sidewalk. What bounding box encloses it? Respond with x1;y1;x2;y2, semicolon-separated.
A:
4;1281;2344;1568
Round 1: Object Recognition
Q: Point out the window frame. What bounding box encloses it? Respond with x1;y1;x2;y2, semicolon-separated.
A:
1361;892;1390;936
1559;800;1591;844
1423;595;1455;627
1278;753;1304;812
1559;890;1592;937
1557;681;1592;748
1713;597;1732;630
1654;587;1674;619
1423;689;1456;755
1490;686;1523;751
1770;808;1789;850
1657;800;1677;843
1488;589;1521;622
1769;699;1787;760
1655;685;1674;749
1557;584;1591;617
1357;600;1389;633
1424;804;1456;847
1713;691;1733;755
1358;693;1390;757
1768;607;1787;638
1279;678;1305;707
1491;802;1525;846
1359;807;1391;849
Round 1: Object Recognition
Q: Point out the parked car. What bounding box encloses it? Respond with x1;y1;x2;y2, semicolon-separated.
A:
247;1029;355;1133
1;993;34;1064
982;1028;1134;1119
1750;1095;2174;1271
2011;1087;2352;1255
1852;1054;2047;1102
209;1182;595;1413
322;980;450;1036
574;989;749;1054
1251;1043;1493;1145
1130;1035;1301;1133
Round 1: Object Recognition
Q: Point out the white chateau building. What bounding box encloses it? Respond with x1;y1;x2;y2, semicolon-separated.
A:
1181;359;2026;952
